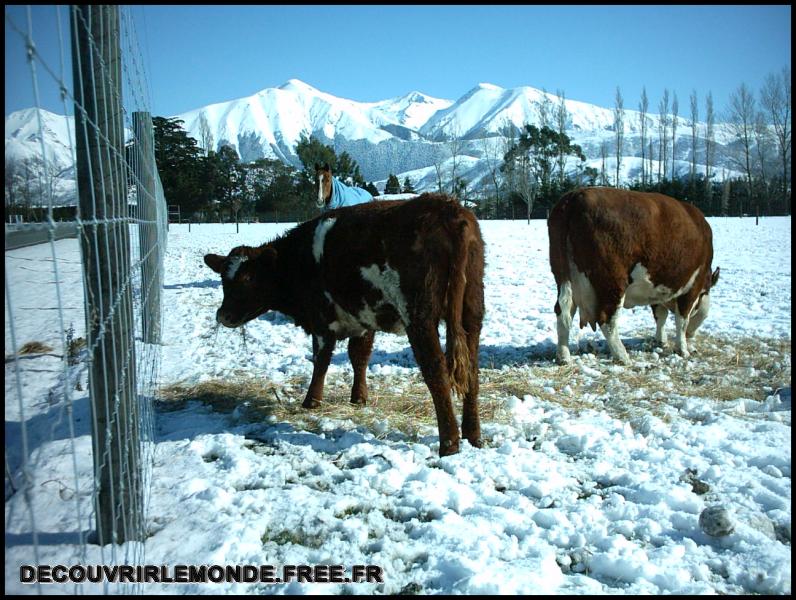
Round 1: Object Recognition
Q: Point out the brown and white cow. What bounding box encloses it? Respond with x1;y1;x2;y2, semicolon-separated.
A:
204;193;485;456
548;187;719;364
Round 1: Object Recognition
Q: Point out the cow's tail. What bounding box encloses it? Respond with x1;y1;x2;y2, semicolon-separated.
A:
548;191;574;322
446;218;472;399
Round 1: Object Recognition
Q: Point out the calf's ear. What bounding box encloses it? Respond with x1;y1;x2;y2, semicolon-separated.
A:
711;266;720;287
204;253;226;274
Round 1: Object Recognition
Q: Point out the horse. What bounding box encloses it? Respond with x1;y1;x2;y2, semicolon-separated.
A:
314;163;374;211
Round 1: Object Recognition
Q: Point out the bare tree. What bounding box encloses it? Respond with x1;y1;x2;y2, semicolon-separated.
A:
555;89;569;186
535;88;553;129
760;66;791;212
447;120;464;196
614;86;624;187
431;142;449;194
671;92;679;180
479;133;503;217
5;156;20;214
600;140;609;186
500;119;517;217
689;90;698;188
754;110;773;215
727;82;757;215
639;86;649;188
705;91;715;206
658;89;670;182
197;112;214;156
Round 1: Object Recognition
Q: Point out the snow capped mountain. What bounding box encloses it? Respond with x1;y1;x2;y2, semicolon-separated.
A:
5;79;743;203
5;107;76;174
368;90;453;132
175;79;453;170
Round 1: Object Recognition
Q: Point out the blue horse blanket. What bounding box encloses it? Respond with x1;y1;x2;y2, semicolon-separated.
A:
327;178;373;210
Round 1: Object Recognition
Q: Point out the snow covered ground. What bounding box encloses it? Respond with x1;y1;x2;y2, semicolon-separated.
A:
5;215;792;594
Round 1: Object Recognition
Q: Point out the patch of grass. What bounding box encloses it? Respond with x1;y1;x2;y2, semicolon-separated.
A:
18;341;54;355
5;341;56;363
65;326;86;365
158;333;789;434
159;373;513;440
261;528;325;549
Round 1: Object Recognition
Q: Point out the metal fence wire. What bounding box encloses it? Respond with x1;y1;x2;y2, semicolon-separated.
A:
5;5;167;593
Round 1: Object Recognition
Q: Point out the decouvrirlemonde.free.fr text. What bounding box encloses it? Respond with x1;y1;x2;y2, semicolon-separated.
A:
20;564;384;585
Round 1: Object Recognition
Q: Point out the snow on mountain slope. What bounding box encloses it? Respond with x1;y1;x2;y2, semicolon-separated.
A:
367;90;453;131
175;80;452;167
5;107;76;173
5;79;747;203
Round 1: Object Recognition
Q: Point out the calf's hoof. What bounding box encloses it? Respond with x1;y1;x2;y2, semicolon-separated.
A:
462;424;482;448
302;396;321;409
556;348;572;365
465;436;483;449
349;394;367;406
438;438;460;457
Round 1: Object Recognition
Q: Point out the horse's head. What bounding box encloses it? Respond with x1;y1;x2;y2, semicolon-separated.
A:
314;163;333;208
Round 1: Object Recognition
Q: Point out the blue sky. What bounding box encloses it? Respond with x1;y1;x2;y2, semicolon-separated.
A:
5;5;791;119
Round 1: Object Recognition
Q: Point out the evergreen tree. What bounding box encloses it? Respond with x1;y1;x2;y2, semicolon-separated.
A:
402;177;416;193
211;145;246;221
384;173;401;194
151;116;203;215
295;135;366;187
365;182;379;196
295;133;336;175
501;124;586;218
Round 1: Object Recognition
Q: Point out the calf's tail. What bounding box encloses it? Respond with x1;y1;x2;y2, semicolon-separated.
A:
446;219;472;399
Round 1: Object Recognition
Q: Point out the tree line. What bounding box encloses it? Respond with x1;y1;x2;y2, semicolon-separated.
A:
5;67;790;222
473;67;790;220
147;65;787;224
147;118;385;223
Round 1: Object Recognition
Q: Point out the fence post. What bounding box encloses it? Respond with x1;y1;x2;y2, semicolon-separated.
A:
133;111;162;344
71;4;142;544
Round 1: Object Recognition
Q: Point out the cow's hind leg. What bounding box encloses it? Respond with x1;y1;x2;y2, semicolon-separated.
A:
460;275;484;449
673;293;700;358
303;334;334;408
406;322;460;457
555;281;576;364
348;330;375;405
597;290;630;365
652;304;668;346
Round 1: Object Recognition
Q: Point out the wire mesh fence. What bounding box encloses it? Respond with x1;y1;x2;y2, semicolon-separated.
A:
5;5;167;593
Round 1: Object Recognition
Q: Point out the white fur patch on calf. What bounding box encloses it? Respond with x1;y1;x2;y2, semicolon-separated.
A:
325;292;368;338
360;263;409;325
600;310;630;365
569;257;598;328
226;255;248;279
312;217;337;263
624;264;700;308
556;281;574;363
687;293;710;338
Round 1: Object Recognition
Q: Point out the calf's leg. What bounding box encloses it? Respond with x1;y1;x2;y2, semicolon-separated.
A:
652;304;668;346
406;322;460;457
555;281;576;364
597;289;630;365
460;277;484;448
348;330;375;405
303;334;334;408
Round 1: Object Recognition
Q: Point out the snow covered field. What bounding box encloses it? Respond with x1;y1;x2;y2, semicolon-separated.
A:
5;216;792;594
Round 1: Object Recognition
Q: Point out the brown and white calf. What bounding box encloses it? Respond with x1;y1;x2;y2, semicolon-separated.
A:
204;194;485;456
548;187;719;364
